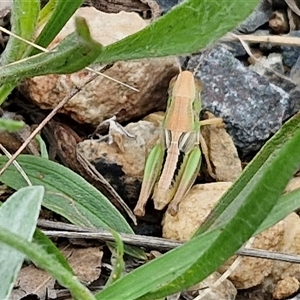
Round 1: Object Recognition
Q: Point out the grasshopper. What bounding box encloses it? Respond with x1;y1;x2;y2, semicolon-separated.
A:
134;70;220;217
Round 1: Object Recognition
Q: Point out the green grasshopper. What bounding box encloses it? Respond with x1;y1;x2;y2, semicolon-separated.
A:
134;70;220;217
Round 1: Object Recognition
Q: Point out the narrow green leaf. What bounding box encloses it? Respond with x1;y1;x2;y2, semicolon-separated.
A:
0;17;103;84
0;1;259;83
33;0;83;55
96;229;221;300
35;134;49;159
0;0;40;104
0;186;44;299
106;230;125;286
0;118;25;132
0;226;95;300
33;229;74;274
96;112;300;299
94;0;259;64
1;0;40;65
256;188;300;234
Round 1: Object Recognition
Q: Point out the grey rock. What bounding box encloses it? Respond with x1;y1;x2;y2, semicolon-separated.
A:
155;0;181;14
220;41;247;57
187;45;294;154
236;0;272;33
281;31;300;68
290;55;300;86
248;52;297;93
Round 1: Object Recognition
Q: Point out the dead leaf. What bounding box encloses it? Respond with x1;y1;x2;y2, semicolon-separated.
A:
63;246;103;284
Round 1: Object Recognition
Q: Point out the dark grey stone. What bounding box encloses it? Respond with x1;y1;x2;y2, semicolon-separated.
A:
281;31;300;68
187;45;294;154
236;0;272;33
155;0;181;14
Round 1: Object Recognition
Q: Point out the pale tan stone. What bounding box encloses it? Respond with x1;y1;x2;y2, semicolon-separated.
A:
23;7;178;125
273;277;299;299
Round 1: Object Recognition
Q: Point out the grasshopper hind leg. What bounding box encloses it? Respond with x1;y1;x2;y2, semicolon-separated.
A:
134;144;164;217
167;146;201;216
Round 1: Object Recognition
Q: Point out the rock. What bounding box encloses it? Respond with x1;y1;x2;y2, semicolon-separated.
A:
0;0;12;14
236;0;272;33
290;55;300;86
162;182;232;241
201;112;242;182
155;0;181;14
284;177;300;193
187;271;237;300
273;277;299;299
77;119;161;204
271;213;300;283
187;45;294;154
248;53;284;79
22;7;179;126
281;31;300;68
219;222;284;289
248;52;298;96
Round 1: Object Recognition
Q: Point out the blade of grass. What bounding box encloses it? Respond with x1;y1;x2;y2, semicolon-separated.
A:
32;0;83;55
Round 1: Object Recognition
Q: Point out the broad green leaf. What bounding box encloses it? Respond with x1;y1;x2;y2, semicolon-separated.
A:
0;186;44;299
0;118;25;132
0;155;131;232
94;0;259;64
0;226;95;300
0;1;259;83
96;111;300;299
0;17;103;84
0;155;145;259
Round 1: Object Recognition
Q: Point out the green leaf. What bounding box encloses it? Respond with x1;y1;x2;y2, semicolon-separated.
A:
33;0;83;55
0;226;95;300
0;185;44;299
0;155;145;259
0;0;40;104
33;229;74;274
1;0;40;65
0;17;103;84
0;118;25;132
256;188;300;234
106;230;125;286
96;229;221;300
35;134;49;159
96;111;300;299
0;1;259;84
94;0;259;64
0;155;132;232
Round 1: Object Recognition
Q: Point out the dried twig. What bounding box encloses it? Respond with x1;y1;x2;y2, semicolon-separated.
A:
222;32;300;47
39;219;300;264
